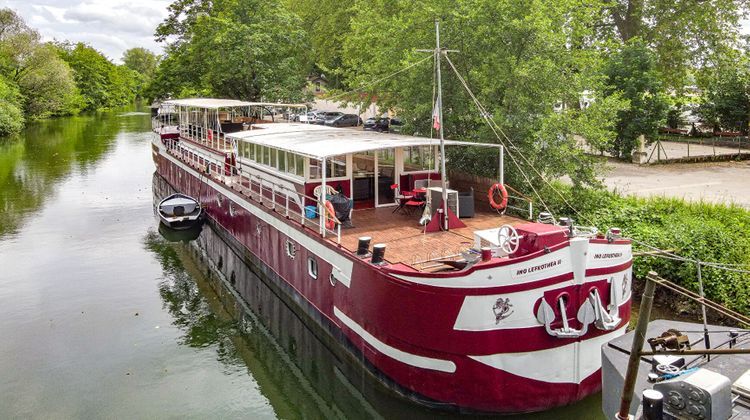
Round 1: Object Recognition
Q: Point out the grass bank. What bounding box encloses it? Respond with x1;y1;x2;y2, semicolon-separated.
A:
539;183;750;315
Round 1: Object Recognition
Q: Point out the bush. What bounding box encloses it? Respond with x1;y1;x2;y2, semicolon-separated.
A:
0;77;23;136
539;182;750;314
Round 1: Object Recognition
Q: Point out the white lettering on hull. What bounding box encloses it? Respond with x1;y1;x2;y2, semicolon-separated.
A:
391;248;573;289
334;307;457;374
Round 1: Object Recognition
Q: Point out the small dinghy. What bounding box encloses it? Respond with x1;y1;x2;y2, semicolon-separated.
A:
158;193;202;230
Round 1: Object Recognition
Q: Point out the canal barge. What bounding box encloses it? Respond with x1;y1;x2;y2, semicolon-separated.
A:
150;98;633;413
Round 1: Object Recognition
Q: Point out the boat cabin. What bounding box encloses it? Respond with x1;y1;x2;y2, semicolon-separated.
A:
153;99;544;271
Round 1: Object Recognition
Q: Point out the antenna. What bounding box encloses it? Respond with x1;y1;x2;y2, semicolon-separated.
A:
417;18;458;231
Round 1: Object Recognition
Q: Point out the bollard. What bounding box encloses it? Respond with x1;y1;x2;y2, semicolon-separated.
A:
356;237;371;257
642;389;664;420
371;244;386;265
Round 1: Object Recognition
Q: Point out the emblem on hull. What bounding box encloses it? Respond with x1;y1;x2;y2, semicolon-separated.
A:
493;298;514;324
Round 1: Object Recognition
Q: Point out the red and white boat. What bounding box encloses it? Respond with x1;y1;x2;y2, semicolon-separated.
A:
150;97;632;413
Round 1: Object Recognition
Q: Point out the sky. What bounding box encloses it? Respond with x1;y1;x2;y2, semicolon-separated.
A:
5;0;172;63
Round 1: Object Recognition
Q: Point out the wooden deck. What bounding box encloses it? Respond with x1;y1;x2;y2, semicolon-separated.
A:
338;206;524;268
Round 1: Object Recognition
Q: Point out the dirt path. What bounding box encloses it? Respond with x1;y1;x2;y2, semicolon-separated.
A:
600;160;750;208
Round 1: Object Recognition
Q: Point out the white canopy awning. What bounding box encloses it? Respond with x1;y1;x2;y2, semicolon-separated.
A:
227;123;501;159
163;98;307;109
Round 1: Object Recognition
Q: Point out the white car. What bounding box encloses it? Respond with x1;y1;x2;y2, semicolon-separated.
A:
298;111;320;123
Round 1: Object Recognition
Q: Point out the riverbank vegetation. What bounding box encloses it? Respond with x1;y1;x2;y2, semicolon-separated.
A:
0;9;147;136
146;0;748;186
539;182;750;315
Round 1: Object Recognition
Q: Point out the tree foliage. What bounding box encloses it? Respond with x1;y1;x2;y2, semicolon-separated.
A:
696;51;750;133
0;9;81;120
336;0;628;187
57;42;139;111
604;38;669;158
0;76;23;136
603;0;748;90
149;0;308;101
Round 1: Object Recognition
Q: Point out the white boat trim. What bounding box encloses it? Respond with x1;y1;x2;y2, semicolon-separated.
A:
468;326;626;384
334;306;457;374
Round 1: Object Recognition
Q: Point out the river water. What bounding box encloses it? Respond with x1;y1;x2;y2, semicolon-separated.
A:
0;110;604;419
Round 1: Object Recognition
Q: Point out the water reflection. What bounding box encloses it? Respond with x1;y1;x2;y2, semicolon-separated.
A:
0;109;149;237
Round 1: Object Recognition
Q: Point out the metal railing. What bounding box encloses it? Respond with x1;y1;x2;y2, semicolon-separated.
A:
504;184;534;220
165;139;342;244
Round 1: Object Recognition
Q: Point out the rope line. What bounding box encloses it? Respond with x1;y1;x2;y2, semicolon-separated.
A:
442;55;554;217
323;55;433;104
443;54;750;277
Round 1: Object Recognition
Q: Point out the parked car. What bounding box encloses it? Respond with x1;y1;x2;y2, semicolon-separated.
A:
314;111;344;125
326;114;362;127
298;111;321;123
389;117;403;133
363;116;403;133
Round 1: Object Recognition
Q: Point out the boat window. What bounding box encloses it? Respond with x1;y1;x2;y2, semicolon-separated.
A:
309;159;322;179
264;146;272;166
278;151;287;172
271;148;278;170
295;155;305;177
326;155;347;178
285;239;296;259
307;257;318;279
247;143;255;161
403;145;436;173
286;151;295;174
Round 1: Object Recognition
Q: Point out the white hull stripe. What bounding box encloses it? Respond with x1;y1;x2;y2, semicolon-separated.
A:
392;247;573;289
333;307;457;374
158;144;354;287
468;326;626;384
453;267;633;332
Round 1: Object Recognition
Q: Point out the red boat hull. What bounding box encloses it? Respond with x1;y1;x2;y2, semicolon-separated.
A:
152;141;632;413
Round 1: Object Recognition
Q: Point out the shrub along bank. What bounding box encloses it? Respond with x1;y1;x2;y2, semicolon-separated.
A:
537;183;750;315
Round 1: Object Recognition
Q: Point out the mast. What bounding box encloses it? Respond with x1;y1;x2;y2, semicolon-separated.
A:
435;19;449;231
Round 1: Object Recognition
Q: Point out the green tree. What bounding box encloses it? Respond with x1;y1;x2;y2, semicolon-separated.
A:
697;52;750;134
604;38;669;158
0;8;80;121
0;76;23;135
57;42;138;110
150;0;308;101
603;0;748;90
286;0;353;87
339;0;626;187
122;47;159;77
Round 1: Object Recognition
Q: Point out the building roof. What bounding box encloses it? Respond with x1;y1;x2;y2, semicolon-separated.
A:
227;123;501;159
163;98;307;109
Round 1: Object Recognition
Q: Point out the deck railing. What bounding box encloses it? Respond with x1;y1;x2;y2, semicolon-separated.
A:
166;140;343;244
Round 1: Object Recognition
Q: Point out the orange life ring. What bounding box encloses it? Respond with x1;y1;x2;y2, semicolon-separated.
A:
324;200;338;230
488;183;508;210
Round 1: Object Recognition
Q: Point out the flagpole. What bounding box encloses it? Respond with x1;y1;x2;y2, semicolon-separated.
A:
435;18;448;231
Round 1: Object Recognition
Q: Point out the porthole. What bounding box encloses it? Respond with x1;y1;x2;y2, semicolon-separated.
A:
229;202;237;217
307;257;318;279
285;239;296;259
217;193;223;207
230;270;236;286
217;255;223;271
329;272;336;286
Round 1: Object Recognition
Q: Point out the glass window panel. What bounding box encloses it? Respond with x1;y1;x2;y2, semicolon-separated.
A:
325;155;347;178
403;146;435;172
271;148;278;169
309;159;321;179
296;155;305;177
279;150;286;172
